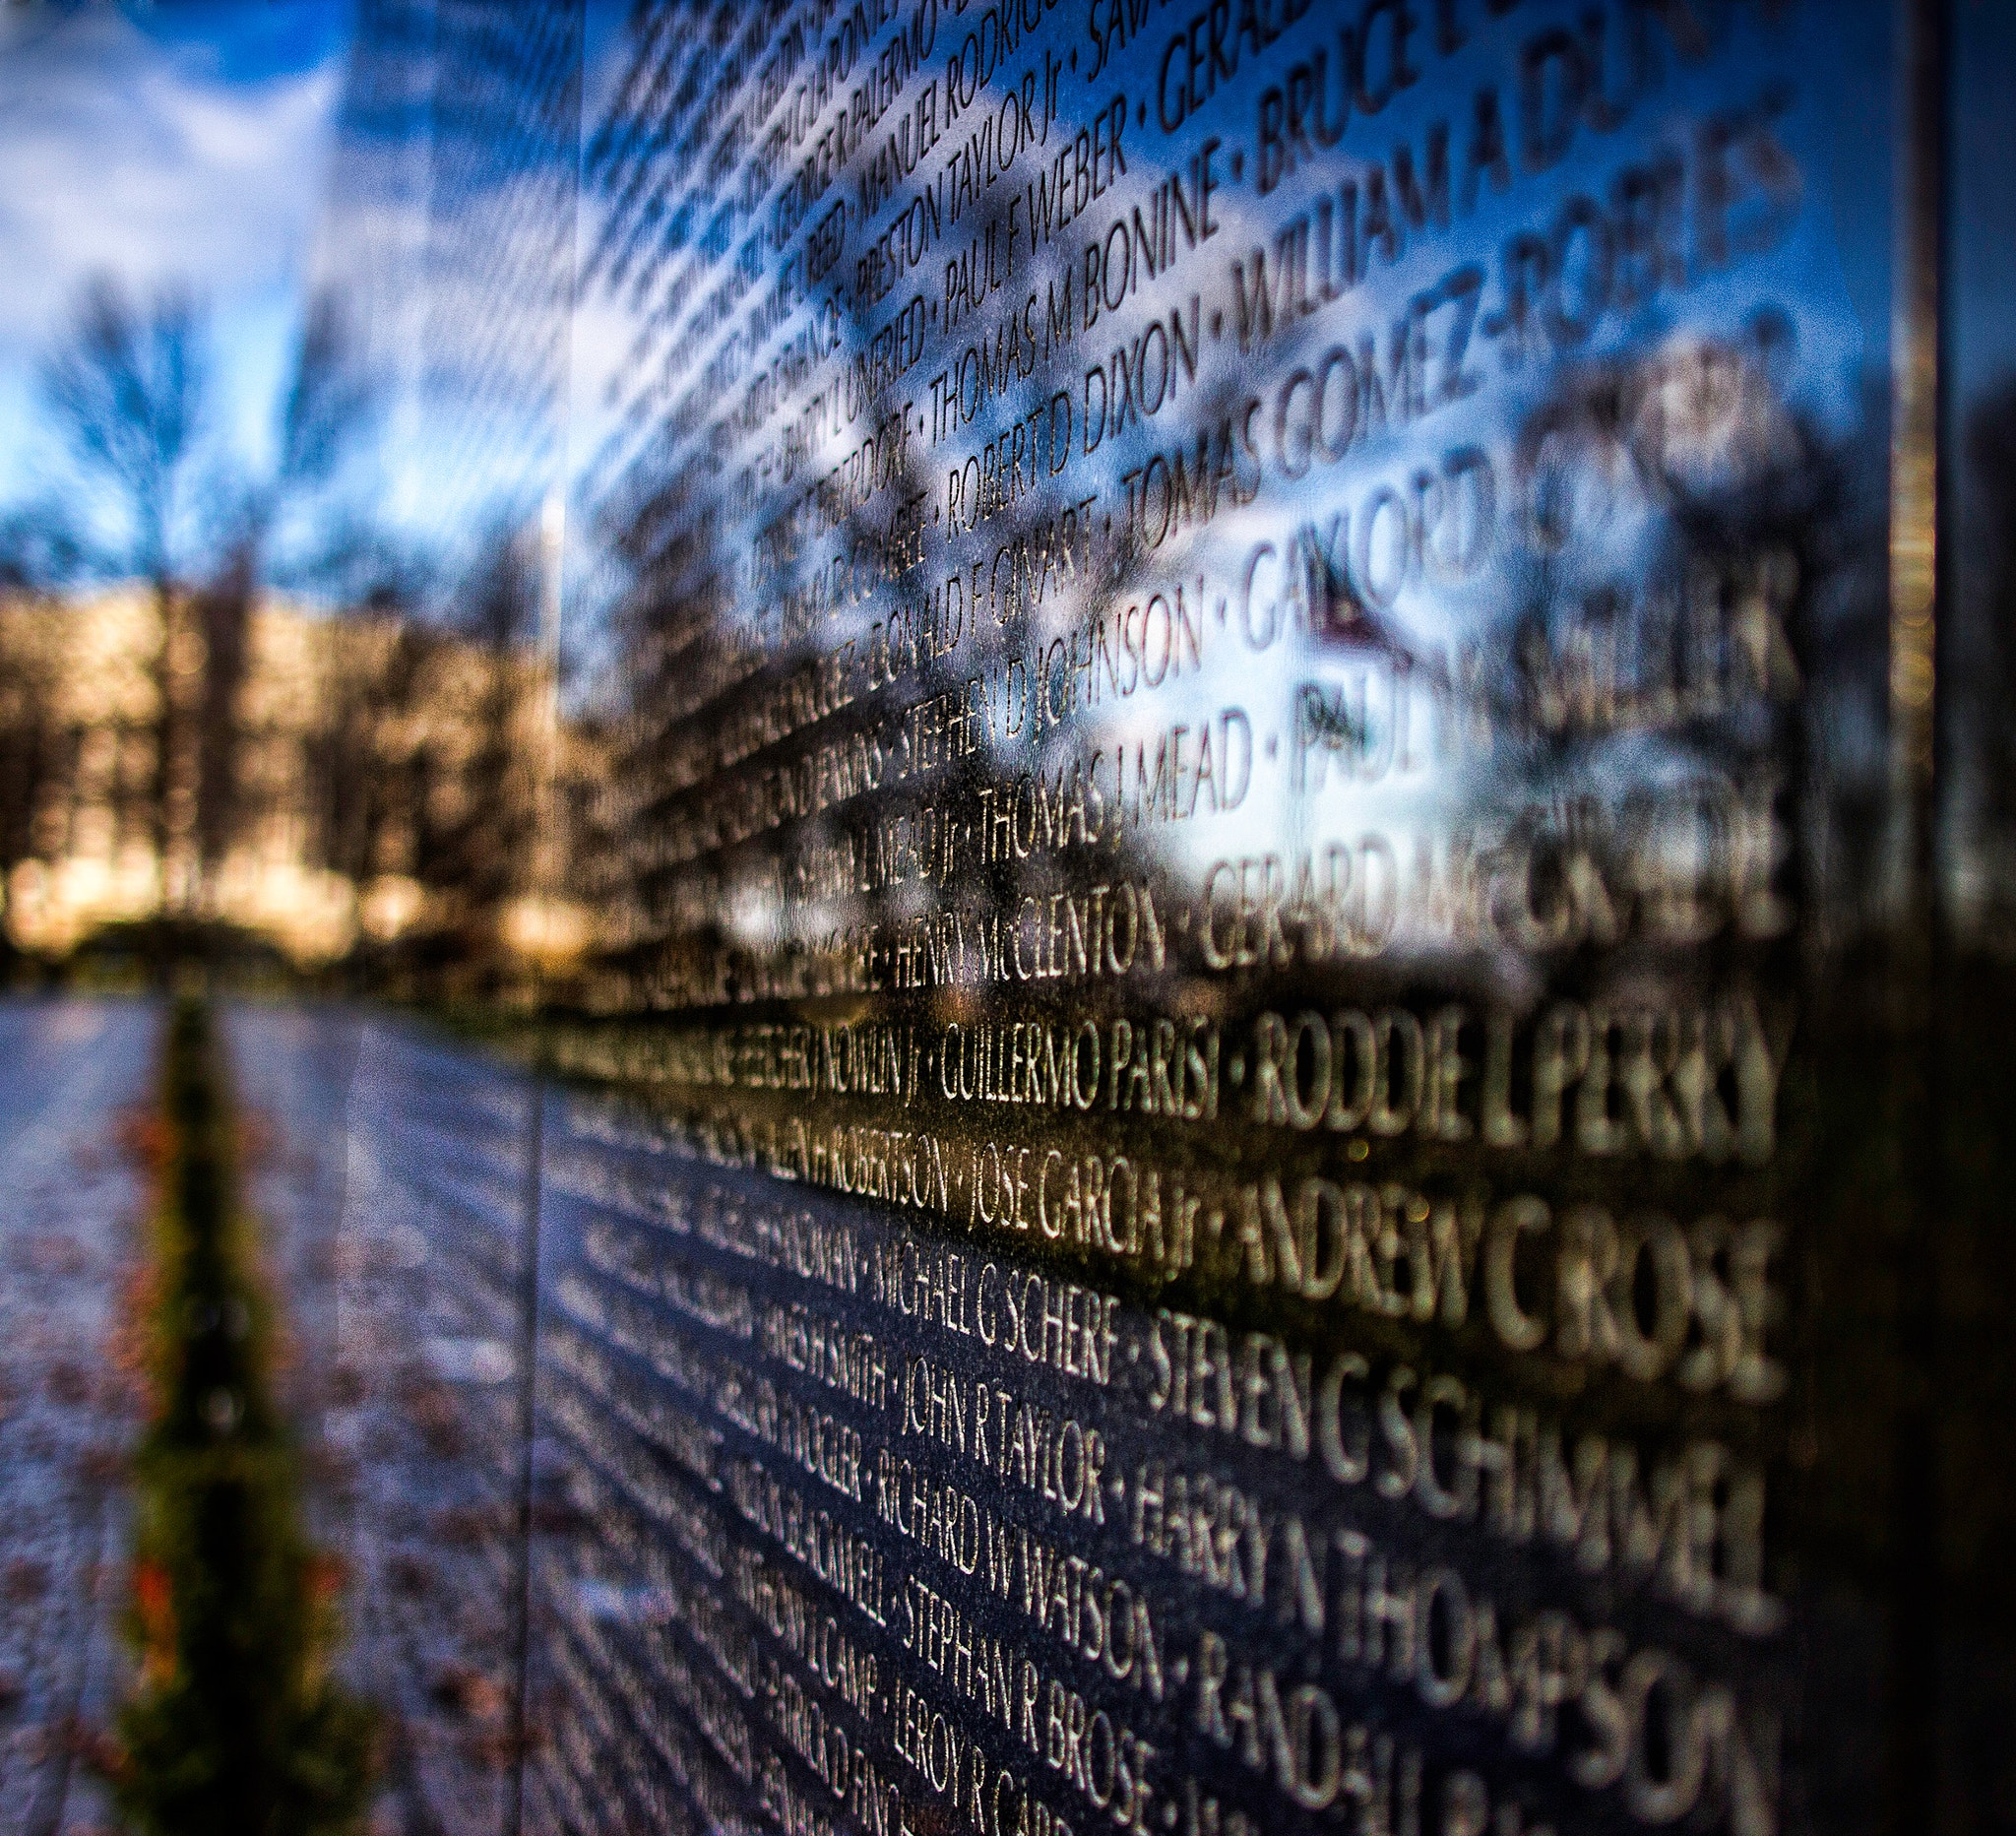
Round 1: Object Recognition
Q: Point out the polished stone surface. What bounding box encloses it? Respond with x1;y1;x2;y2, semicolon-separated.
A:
294;2;2016;1832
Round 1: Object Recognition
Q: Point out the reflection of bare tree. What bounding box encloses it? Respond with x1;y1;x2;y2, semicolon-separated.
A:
581;138;1186;1017
1481;326;1887;961
278;294;375;495
428;521;548;989
287;575;572;1002
1957;377;2016;939
578;165;1896;1096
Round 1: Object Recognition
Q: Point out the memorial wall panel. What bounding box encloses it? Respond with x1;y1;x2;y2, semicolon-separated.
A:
311;0;2016;1831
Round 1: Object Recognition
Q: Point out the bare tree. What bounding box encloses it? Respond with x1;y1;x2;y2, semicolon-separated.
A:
39;277;203;584
0;505;83;917
9;265;543;978
275;291;373;495
38;277;208;910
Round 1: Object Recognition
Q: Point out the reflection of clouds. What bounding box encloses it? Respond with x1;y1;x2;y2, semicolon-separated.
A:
0;9;339;343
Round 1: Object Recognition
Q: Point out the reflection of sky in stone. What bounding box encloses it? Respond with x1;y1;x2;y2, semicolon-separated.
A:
1952;3;2016;406
314;0;585;588
560;0;1896;968
0;1;349;518
1116;0;1893;918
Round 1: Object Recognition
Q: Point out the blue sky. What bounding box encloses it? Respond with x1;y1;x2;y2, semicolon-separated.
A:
0;0;352;521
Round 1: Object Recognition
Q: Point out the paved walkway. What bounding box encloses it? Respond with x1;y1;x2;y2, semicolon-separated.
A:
0;999;156;1836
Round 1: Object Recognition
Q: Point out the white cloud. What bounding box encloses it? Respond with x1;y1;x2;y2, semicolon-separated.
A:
0;7;340;348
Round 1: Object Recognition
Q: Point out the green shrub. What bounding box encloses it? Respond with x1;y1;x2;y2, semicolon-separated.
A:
112;999;374;1836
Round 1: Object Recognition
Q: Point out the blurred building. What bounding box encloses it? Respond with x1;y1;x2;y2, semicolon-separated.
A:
0;586;594;971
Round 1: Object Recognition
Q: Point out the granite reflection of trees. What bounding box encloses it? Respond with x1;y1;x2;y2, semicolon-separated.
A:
311;0;584;1000
414;520;551;995
307;601;424;898
294;589;562;1001
569;8;1894;1129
